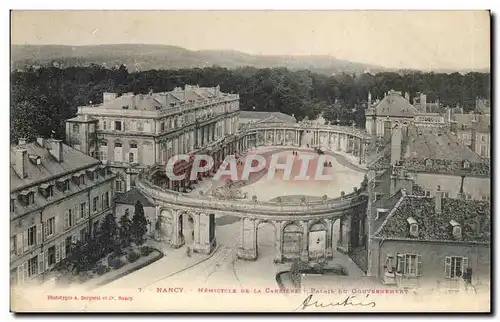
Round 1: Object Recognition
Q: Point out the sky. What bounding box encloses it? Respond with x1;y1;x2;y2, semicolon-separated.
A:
10;10;490;70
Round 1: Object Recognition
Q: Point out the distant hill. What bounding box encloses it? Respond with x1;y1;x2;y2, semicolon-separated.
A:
11;44;390;75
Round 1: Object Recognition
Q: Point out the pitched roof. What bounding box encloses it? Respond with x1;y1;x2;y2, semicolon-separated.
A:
404;126;483;162
476;99;490;114
102;94;163;111
239;111;297;123
374;195;491;243
452;114;490;133
114;188;155;207
373;91;419;117
10;139;101;192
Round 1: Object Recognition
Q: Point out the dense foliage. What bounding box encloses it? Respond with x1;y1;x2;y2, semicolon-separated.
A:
11;65;490;143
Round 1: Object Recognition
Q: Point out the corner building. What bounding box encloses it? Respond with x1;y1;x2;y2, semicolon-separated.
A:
10;138;115;286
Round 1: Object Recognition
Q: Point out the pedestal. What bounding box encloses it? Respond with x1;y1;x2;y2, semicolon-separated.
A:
193;242;214;255
237;247;257;260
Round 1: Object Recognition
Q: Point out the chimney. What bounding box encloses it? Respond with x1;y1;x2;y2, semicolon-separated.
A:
435;185;442;214
420;93;427;112
50;139;63;162
13;146;28;178
368;91;372;109
390;125;402;165
446;108;452;123
371;114;377;136
36;137;45;147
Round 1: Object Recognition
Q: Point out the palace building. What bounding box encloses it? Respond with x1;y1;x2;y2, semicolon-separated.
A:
65;85;240;194
10;138;115;285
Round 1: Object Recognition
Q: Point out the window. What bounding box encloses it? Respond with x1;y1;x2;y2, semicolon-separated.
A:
45;217;55;238
443;192;450;198
64;209;74;229
103;120;107;130
80;227;89;242
99;142;108;162
48;246;56;266
425;191;431;197
114;121;122;131
161;122;165;132
396;254;422;277
115;179;124;193
463;160;470;169
481;135;486;143
45;185;54;197
28;256;38;277
92;196;99;213
80;202;86;219
129;153;135;163
410;224;418;235
72;123;80;134
65;236;72;256
481;195;490;201
425;159;432;167
445;256;469;279
137;122;143;132
59;180;69;192
453;226;462;236
27;226;36;247
10;199;15;212
102;192;109;209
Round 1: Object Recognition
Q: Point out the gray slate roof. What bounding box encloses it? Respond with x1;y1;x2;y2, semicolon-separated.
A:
114;188;155;207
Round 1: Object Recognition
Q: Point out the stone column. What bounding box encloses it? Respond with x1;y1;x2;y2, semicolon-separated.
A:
170;212;183;248
301;220;309;261
155;142;161;164
194;213;200;245
325;219;333;259
237;218;257;260
274;221;283;263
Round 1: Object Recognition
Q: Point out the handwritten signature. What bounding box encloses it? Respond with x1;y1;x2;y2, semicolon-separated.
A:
295;294;377;311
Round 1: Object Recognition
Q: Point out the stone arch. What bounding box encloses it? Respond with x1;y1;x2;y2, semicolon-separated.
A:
254;219;277;259
281;222;303;260
177;211;196;247
157;208;174;241
308;220;327;259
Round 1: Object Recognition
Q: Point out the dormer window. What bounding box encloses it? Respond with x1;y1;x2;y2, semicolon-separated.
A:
40;183;54;198
18;190;34;206
407;217;418;237
463;160;470;169
425;159;432;167
450;220;462;239
57;178;69;192
28;154;41;165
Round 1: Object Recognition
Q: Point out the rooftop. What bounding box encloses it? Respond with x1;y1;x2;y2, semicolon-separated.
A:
114;188;155;207
367;90;419;117
10;139;101;192
452;113;490;133
239;111;297;123
375;195;491;243
404;126;484;162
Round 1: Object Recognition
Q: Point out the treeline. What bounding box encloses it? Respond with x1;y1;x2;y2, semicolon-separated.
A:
11;65;490;143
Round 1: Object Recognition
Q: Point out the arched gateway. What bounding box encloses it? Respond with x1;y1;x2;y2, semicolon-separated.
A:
135;123;370;262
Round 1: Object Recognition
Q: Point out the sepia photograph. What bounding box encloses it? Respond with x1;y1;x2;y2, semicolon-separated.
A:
8;9;492;313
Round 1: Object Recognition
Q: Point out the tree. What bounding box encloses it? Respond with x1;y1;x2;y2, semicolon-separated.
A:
131;201;148;245
119;209;133;247
97;213;119;253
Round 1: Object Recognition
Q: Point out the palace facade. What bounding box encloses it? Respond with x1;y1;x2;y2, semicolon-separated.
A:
65;85;239;194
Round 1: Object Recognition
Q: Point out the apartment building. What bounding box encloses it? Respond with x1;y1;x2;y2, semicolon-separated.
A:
10;138;115;286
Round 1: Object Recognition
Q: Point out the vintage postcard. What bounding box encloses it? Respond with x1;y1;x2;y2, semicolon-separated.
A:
10;10;491;312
